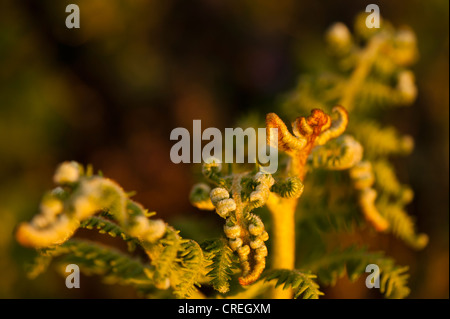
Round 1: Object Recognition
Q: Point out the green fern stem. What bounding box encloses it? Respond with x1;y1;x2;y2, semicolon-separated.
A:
339;34;383;111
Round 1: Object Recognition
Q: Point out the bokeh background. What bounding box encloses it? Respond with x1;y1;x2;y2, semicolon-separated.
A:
0;0;448;298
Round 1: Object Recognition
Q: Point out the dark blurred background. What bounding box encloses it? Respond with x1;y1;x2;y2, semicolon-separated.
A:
0;0;448;298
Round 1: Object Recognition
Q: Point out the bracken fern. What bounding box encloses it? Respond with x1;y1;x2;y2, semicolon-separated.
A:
15;13;426;299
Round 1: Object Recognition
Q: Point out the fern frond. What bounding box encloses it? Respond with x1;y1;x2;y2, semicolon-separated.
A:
300;245;411;298
201;238;239;294
308;134;363;170
379;201;429;250
350;121;414;158
26;253;53;279
263;269;324;299
249;173;275;207
372;160;413;203
297;206;362;235
270;177;304;199
355;76;415;110
80;216;139;251
350;161;390;232
31;239;152;288
207;174;270;286
202;157;230;187
378;264;410;299
281;73;344;118
16;167;167;249
173;240;205;298
151;227;182;289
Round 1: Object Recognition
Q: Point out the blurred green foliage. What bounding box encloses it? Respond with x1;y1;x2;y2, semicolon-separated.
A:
0;0;448;298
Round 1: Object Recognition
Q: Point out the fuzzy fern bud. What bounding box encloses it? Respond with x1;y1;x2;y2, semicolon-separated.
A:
17;162;167;249
309;134;363;170
210;187;230;205
393;28;418;66
53;161;82;184
249;172;275;208
326;22;352;54
202;157;222;181
189;183;215;210
128;215;166;243
397;70;417;104
210;187;237;218
270;177;304;199
210;187;236;218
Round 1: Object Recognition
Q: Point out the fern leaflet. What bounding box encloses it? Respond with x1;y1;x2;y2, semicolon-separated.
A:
263;269;324;299
201;238;239;294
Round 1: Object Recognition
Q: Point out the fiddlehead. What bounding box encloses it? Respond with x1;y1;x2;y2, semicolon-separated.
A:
211;174;271;286
16;162;206;298
266;106;348;180
191;158;306;289
308;134;363;171
16;162;167;249
349;161;389;232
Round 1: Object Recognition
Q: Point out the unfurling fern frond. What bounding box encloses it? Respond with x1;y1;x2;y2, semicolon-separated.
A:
350;161;389;232
16;162;210;298
17;11;427;301
202;157;230;187
263;269;324;299
270;177;304;199
197;170;272;287
308;134;363;170
16;162;167;249
201;238;239;294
